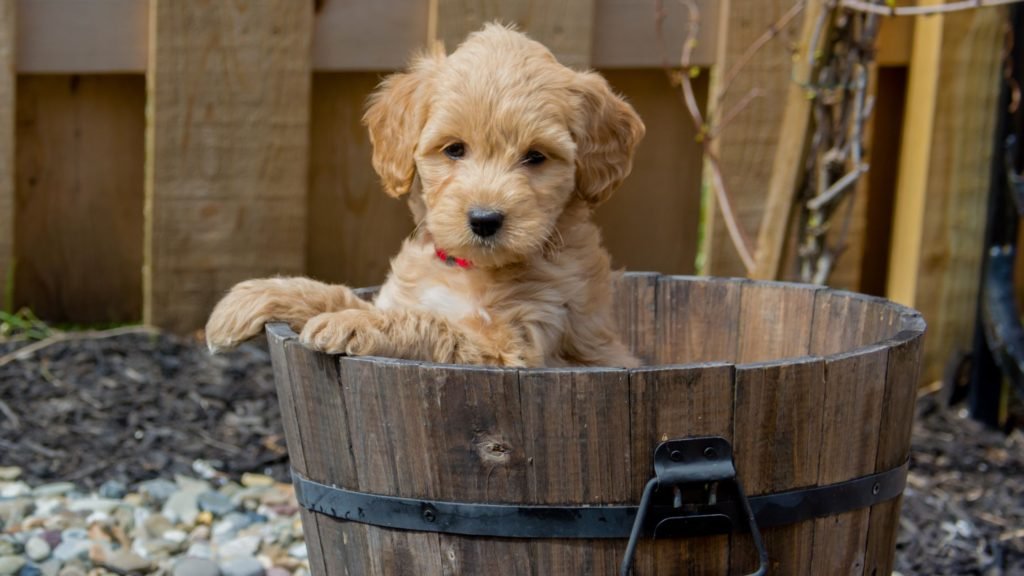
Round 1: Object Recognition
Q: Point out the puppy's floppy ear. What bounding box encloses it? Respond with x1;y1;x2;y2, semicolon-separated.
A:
569;72;646;206
363;49;441;197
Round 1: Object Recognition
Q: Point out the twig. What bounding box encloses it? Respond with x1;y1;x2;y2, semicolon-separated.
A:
677;0;757;271
806;164;870;210
0;325;159;368
198;430;243;454
706;151;757;270
716;1;806;106
708;87;764;139
0;397;20;430
841;0;1024;17
678;0;706;128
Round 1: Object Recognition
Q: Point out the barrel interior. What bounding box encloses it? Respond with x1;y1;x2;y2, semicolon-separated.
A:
269;273;926;576
611;273;909;366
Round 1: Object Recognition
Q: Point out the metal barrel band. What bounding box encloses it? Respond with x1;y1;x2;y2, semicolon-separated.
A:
292;442;907;541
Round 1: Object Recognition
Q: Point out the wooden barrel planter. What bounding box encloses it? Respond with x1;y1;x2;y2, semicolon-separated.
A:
266;274;925;575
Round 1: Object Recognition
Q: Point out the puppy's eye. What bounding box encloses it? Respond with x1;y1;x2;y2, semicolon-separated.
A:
522;150;546;166
443;142;466;160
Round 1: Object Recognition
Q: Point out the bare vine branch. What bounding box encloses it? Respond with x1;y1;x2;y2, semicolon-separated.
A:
841;0;1023;17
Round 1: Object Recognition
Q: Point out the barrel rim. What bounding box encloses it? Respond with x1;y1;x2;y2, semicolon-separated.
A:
266;274;926;372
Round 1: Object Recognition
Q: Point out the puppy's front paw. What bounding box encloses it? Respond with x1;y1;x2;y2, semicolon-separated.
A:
205;279;288;353
299;309;386;356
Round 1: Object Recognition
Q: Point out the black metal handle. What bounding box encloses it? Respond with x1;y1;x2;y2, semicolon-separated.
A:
619;437;769;576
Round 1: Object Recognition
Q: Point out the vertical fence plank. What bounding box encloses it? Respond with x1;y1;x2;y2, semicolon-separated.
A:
15;75;144;322
0;0;13;310
750;0;823;281
307;72;413;288
594;70;706;277
629;364;735;575
145;0;313;332
430;0;594;68
703;1;803;278
888;6;1003;384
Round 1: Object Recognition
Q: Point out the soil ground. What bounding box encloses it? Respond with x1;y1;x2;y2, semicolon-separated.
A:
1;330;1022;575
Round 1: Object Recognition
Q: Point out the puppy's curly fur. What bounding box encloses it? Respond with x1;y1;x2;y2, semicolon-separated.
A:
205;24;645;368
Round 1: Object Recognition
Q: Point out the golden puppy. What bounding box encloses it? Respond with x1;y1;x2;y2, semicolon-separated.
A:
205;24;645;367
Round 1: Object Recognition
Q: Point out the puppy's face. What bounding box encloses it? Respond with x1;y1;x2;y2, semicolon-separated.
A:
364;25;645;268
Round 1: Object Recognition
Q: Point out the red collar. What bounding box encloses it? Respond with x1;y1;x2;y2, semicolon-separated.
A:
435;247;472;269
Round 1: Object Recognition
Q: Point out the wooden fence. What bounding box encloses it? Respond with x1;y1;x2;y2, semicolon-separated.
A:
0;0;1006;383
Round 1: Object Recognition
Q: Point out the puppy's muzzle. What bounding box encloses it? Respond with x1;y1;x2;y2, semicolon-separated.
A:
468;209;505;238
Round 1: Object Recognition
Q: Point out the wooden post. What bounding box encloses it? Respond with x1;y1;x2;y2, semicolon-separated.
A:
144;0;313;332
0;0;13;310
886;5;1004;383
885;3;945;307
750;0;823;281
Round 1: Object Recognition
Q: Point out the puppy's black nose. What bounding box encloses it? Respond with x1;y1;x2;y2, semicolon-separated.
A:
468;209;504;238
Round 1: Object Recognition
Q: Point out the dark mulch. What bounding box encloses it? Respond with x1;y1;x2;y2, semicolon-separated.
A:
898;394;1024;575
1;330;1023;573
0;331;288;489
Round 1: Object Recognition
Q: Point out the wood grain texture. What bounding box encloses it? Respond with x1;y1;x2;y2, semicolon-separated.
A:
731;357;825;575
16;0;721;72
864;316;925;576
341;357;443;575
612;271;659;364
307;73;414;287
592;0;717;68
704;0;804;278
288;340;372;576
519;368;630;573
15;75;144;322
885;0;945;309
876;16;913;67
809;290;899;356
0;0;12;310
594;70;706;277
737;281;821;363
430;0;595;68
264;326;327;576
629;364;734;575
750;0;822;280
16;0;147;73
416;363;533;576
904;6;1004;384
313;0;428;71
809;346;888;575
145;0;312;332
656;276;743;364
261;281;922;574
